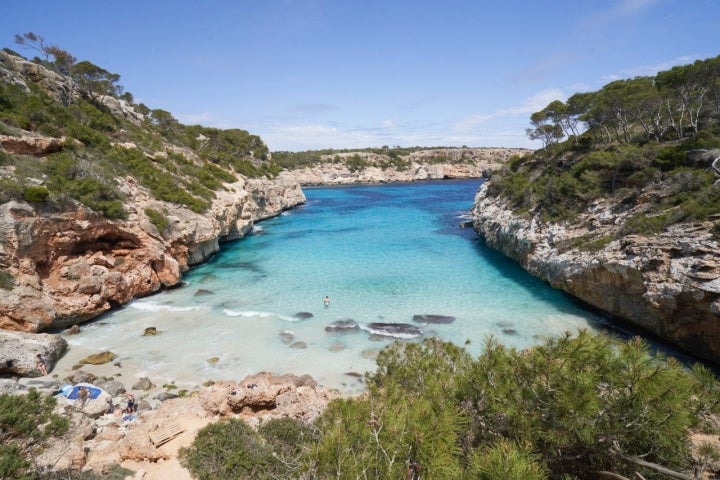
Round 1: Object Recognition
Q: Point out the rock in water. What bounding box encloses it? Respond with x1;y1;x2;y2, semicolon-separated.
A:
412;314;455;324
79;351;116;365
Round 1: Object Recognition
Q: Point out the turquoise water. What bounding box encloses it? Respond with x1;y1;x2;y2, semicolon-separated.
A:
61;180;605;395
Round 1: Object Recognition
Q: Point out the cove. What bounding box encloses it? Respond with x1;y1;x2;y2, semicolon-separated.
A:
59;179;606;395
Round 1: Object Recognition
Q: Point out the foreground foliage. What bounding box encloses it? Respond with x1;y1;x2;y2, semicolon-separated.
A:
0;389;69;480
179;331;720;479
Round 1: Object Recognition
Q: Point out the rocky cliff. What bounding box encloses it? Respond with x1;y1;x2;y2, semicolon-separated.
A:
288;147;530;184
471;184;720;364
0;171;305;333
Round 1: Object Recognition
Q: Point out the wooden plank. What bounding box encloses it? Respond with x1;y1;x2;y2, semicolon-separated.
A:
149;422;185;447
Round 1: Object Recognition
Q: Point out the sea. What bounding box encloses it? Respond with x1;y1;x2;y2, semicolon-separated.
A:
58;179;609;396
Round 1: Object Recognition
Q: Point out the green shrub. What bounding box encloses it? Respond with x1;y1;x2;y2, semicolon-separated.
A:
0;390;69;480
463;332;703;477
0;270;15;290
178;418;277;480
621;211;669;235
467;440;548;480
345;154;367;172
258;417;316;476
22;185;50;203
144;207;169;234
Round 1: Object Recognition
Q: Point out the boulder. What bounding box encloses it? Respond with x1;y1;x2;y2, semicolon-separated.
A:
95;379;126;396
79;351;116;365
132;377;155;391
0;330;67;377
143;326;158;336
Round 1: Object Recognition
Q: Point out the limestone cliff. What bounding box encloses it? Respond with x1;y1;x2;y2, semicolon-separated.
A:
471;184;720;364
0;49;306;333
288;148;531;185
0;173;305;333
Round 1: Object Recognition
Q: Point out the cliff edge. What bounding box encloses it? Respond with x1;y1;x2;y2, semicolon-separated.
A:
472;174;720;364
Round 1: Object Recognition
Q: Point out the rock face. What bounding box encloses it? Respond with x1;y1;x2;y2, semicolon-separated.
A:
0;172;305;333
0;329;67;376
198;372;338;422
471;184;720;364
289;148;531;185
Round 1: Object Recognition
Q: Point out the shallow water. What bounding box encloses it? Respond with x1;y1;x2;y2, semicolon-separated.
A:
60;180;606;395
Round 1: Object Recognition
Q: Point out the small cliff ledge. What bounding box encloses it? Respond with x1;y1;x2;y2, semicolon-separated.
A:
471;185;720;364
0;172;305;333
288;148;530;185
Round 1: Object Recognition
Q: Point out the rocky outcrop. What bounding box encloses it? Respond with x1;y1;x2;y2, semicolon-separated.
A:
0;134;65;155
289;148;531;185
198;372;339;421
0;171;305;333
0;330;67;376
0;50;74;105
471;185;720;364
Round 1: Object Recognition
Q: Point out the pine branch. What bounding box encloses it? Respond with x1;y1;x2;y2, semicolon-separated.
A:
609;446;696;480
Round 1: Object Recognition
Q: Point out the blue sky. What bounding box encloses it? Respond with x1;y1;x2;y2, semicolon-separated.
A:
3;0;719;151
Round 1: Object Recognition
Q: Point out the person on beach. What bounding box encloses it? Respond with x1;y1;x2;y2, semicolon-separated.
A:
324;295;331;307
35;354;48;376
124;392;136;414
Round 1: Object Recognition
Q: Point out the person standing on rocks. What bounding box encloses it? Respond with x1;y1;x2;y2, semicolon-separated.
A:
35;354;48;376
124;392;136;414
77;386;89;410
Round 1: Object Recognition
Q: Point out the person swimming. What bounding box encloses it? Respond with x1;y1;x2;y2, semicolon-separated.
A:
323;295;331;307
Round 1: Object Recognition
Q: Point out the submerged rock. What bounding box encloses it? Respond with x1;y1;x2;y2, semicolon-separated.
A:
293;312;314;319
290;341;307;349
366;322;423;338
412;314;455;324
279;330;294;344
325;319;359;333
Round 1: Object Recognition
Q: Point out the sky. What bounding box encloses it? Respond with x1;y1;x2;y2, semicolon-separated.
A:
3;0;719;152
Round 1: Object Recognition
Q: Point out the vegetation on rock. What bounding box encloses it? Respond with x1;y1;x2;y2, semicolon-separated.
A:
491;55;720;236
1;34;275;219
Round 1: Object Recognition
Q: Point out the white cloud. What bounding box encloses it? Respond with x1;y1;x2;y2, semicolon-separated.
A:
175;111;216;125
260;124;385;151
382;119;393;127
601;55;698;82
453;88;566;132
